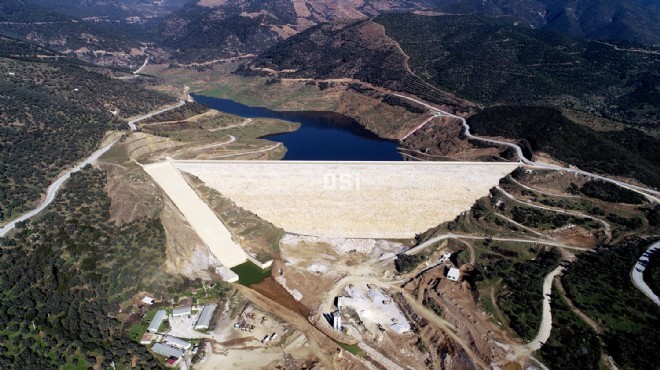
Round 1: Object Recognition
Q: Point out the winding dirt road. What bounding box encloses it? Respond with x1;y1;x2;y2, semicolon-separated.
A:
127;100;185;131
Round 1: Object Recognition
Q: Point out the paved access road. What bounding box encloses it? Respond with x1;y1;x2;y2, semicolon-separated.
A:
631;241;660;306
0;102;186;237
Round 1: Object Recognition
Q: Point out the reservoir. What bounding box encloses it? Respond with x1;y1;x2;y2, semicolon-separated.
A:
192;94;402;161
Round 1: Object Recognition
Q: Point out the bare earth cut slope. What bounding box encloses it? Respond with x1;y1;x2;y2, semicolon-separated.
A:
172;160;518;238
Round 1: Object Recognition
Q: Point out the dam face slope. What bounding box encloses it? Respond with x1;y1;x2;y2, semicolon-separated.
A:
173;160;518;238
144;161;248;268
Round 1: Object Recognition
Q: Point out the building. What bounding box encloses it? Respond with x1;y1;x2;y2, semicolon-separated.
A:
332;311;342;331
147;310;166;333
165;357;181;367
151;343;184;359
439;252;453;264
172;306;192;317
195;304;217;330
447;267;461;282
164;336;192;350
140;332;156;345
141;296;155;305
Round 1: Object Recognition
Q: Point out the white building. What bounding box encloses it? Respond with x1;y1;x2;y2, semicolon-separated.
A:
152;343;184;359
163;335;192;350
195;304;217;330
172;306;192;317
147;310;166;333
447;267;461;282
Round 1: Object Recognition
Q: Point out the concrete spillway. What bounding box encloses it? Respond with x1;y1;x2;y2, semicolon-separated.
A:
144;160;248;269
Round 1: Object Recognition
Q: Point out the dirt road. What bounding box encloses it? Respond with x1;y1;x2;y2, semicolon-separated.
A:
526;266;564;351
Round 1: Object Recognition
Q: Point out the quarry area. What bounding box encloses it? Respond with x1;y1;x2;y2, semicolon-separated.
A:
169;160;518;238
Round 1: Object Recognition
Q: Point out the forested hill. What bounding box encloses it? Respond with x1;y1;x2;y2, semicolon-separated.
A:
376;14;659;127
0;0;147;68
429;0;660;46
0;168;181;368
246;14;659;128
0;37;176;223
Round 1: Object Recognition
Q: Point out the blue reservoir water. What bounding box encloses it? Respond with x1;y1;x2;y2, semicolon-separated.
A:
192;94;402;161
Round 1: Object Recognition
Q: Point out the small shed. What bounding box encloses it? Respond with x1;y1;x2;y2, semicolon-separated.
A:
447;267;461;282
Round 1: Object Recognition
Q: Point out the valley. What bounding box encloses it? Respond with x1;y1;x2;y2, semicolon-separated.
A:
0;3;659;370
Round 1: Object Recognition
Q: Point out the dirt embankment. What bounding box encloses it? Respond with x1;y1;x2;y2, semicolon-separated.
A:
403;263;525;370
400;115;514;162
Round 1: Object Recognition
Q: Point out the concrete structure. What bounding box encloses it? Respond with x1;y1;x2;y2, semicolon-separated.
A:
171;160;518;238
195;304;218;330
147;310;166;333
172;306;192;317
152;343;184;359
164;335;192;350
447;267;461;282
439;252;452;264
332;311;342;331
143;160;248;268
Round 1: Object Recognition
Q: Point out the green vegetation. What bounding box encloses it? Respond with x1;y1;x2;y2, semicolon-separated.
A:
376;14;659;127
509;206;598;231
157;2;290;63
537;288;601;370
474;248;561;341
562;238;660;370
0;37;176;222
580;180;647;204
0;1;143;66
467;106;660;188
140;102;208;124
230;262;272;286
0;167;184;368
336;341;366;357
394;253;428;274
244;20;467;112
423;298;444;317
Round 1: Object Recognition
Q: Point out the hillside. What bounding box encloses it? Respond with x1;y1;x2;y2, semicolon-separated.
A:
247;14;659;127
23;0;188;19
0;0;148;68
0;37;176;223
241;20;472;112
155;0;438;62
0;167;182;368
431;0;660;46
467;106;660;188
